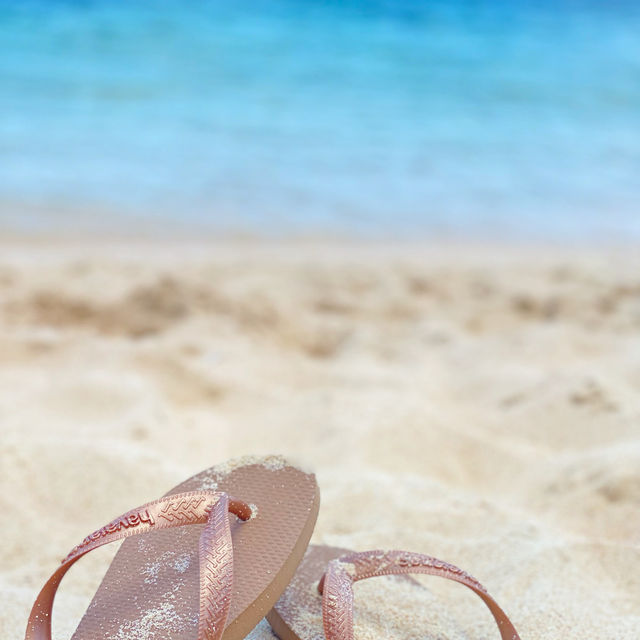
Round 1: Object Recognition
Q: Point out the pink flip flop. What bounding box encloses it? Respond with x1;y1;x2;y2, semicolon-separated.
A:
267;545;521;640
25;456;320;640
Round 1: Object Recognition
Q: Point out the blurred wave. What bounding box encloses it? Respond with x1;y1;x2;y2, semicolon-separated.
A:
1;0;639;239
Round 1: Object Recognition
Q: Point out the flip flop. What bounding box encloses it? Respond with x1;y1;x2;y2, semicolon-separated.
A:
25;455;320;640
267;545;521;640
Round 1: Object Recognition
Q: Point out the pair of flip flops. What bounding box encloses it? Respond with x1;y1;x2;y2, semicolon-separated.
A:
26;456;521;640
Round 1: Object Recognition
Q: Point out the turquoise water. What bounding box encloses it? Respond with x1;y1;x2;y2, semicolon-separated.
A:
1;1;640;240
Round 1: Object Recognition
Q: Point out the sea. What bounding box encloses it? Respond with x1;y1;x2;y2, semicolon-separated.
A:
1;0;639;241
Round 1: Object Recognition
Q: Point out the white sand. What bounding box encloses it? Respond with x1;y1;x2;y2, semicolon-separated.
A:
1;239;639;639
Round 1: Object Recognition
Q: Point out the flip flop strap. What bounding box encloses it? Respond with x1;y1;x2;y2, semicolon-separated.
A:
25;490;251;640
320;550;521;640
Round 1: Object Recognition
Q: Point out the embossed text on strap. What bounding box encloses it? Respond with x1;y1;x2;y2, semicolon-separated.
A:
320;550;521;640
25;491;250;640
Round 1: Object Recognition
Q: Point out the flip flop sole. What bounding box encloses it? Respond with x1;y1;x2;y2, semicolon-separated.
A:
70;456;319;640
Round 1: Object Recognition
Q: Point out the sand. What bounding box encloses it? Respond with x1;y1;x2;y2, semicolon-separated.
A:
1;239;639;639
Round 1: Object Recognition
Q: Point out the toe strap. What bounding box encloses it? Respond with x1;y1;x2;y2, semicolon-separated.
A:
319;550;521;640
25;491;250;640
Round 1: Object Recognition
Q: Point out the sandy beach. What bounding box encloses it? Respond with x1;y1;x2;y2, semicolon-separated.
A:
2;239;639;639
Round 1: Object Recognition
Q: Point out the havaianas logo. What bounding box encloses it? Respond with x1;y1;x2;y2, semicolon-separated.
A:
396;553;486;592
63;509;154;562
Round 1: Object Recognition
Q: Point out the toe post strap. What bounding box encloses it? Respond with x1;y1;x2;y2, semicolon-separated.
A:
25;491;250;640
319;550;521;640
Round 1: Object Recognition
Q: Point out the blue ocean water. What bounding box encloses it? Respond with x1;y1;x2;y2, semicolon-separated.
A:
1;1;639;240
